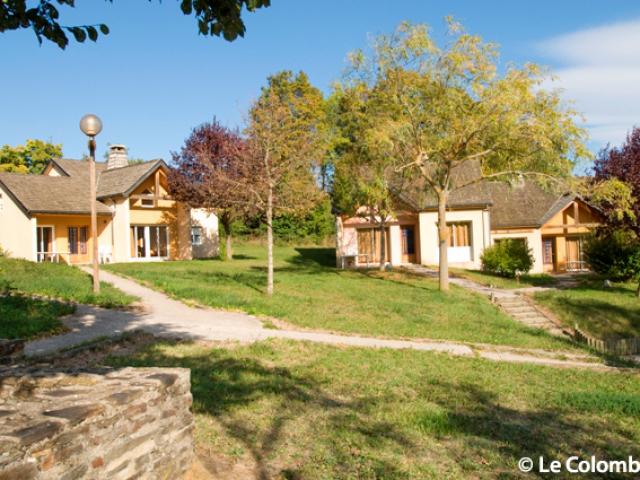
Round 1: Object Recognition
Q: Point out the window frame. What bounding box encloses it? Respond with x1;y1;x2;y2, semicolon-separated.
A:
191;226;203;246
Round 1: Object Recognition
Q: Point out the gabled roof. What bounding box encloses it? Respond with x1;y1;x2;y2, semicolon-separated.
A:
0;172;112;216
0;157;169;217
486;181;566;229
48;158;107;178
390;160;597;229
96;160;167;199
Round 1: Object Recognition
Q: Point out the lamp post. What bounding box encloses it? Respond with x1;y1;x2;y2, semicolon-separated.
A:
79;114;102;294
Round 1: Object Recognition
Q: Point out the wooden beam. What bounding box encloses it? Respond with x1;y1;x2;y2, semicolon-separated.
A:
154;170;160;207
130;194;172;200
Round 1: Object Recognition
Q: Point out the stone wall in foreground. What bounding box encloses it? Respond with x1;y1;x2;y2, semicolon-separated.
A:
0;366;193;480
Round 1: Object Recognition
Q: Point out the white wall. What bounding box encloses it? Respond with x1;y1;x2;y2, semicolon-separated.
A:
418;209;490;269
190;208;219;258
0;186;34;260
491;229;544;274
110;197;131;262
389;224;401;265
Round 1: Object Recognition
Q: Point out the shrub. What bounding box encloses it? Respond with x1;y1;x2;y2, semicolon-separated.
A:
584;230;640;281
481;239;534;278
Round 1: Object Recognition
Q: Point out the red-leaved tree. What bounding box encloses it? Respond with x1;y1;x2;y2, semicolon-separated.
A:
594;127;640;233
169;119;252;260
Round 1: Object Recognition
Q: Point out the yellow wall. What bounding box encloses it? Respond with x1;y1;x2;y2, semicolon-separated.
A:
35;214;111;265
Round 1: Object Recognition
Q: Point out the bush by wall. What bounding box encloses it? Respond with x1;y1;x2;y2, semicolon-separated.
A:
481;239;534;278
584;230;640;281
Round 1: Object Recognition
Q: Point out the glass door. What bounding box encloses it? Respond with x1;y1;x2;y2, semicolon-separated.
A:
37;226;54;262
130;225;169;259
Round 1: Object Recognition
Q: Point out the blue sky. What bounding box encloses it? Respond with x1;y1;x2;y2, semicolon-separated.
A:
2;0;640;164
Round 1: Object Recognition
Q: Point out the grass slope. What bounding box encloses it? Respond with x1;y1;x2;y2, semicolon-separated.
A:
0;257;136;308
535;279;640;339
107;339;640;479
107;244;575;351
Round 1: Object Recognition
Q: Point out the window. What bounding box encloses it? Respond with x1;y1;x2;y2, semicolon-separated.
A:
68;227;87;255
356;227;389;263
79;227;87;254
542;238;554;265
446;222;471;247
141;189;154;208
191;226;203;246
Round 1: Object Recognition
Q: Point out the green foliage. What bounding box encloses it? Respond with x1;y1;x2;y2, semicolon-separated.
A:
0;139;62;174
584;230;640;281
1;1;269;49
232;199;336;243
481;239;534;278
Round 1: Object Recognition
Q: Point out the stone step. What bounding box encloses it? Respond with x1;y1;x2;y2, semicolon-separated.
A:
511;311;544;319
501;306;537;313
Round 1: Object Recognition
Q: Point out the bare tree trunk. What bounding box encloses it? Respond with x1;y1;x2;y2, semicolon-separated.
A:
225;232;233;261
379;224;386;271
266;185;274;296
221;215;233;261
437;190;450;291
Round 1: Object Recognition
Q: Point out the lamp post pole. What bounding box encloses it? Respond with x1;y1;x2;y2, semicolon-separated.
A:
79;114;103;294
88;136;99;293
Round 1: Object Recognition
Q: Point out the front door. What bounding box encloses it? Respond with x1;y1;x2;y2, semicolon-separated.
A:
400;225;416;263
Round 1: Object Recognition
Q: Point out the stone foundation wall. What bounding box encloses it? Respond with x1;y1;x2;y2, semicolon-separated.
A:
0;366;194;480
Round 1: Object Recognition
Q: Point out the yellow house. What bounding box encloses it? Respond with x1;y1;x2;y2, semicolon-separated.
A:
336;162;603;274
0;145;219;264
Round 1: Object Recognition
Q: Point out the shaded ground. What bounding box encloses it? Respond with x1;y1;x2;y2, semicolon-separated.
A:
105;338;640;480
105;244;575;351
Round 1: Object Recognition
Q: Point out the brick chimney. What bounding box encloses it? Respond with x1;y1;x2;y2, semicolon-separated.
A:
106;144;129;169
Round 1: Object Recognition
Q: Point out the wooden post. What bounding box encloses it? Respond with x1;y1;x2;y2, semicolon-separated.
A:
89;138;100;294
154;170;160;207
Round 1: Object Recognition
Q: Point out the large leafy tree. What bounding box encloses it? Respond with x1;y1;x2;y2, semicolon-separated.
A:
169;119;249;260
0;139;62;174
593;127;640;234
332;84;403;271
346;20;589;290
1;0;270;49
243;71;327;295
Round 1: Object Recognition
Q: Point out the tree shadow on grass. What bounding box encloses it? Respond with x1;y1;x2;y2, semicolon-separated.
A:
108;342;416;480
424;380;639;479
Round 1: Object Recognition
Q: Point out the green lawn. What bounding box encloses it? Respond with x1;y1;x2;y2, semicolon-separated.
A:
450;268;557;289
107;339;640;479
535;279;640;339
106;244;576;351
0;296;72;339
0;256;136;308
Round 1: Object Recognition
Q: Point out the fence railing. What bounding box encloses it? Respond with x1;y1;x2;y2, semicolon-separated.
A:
574;326;640;356
566;260;589;272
